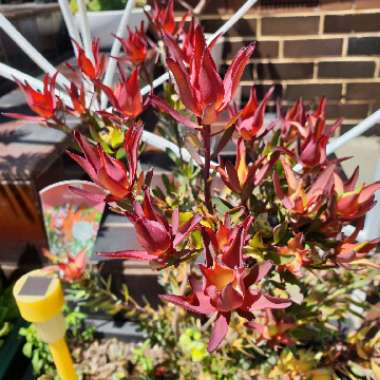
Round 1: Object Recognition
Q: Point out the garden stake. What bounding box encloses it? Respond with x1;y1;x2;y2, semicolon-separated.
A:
13;269;78;380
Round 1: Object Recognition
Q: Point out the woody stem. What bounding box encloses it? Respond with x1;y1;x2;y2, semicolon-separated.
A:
202;124;212;213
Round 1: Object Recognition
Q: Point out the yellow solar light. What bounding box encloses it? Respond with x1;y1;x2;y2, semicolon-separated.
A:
13;269;78;380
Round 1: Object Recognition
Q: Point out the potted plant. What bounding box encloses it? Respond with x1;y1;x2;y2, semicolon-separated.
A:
8;1;380;378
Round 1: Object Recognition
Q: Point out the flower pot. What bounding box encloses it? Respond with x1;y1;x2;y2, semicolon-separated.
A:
76;8;148;49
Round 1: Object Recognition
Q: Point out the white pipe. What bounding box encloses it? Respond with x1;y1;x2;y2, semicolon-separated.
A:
361;147;380;241
57;0;82;57
101;0;137;108
0;14;70;89
327;109;380;155
206;0;258;42
0;62;72;106
76;0;93;61
140;0;259;96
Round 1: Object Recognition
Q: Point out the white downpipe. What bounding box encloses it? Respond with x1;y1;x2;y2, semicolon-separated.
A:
57;0;82;57
0;14;70;89
361;148;380;241
327;109;380;155
101;0;137;108
0;63;72;106
76;0;93;61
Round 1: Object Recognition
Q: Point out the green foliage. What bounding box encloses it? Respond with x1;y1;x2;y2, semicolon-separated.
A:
19;306;95;379
131;341;155;377
0;282;19;348
64;268;129;317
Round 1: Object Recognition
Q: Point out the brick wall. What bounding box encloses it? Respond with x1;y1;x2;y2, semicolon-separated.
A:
187;0;380;135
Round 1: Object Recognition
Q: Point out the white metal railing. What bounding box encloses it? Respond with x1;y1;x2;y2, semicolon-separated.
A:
1;0;380;239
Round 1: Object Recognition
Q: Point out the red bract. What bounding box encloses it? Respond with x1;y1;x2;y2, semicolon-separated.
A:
247;310;295;346
161;218;291;352
297;98;341;168
334;238;380;269
277;233;311;277
67;125;142;201
100;190;201;266
273;158;335;217
58;250;87;283
68;82;86;116
73;40;105;81
97;67;143;119
334;168;380;221
279;99;306;141
218;138;283;198
116;22;149;66
150;0;176;35
235;87;274;141
152;25;255;126
7;74;59;121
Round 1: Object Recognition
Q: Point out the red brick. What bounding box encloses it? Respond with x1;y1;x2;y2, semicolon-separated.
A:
348;37;380;56
174;0;229;12
326;103;369;119
346;83;380;100
240;84;283;101
318;61;375;78
285;84;342;100
320;0;354;10
202;18;257;36
222;40;278;60
262;16;319;36
324;13;380;33
284;38;343;58
355;0;380;9
253;62;314;80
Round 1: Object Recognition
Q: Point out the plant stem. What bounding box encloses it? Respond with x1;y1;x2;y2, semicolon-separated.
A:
202;124;213;213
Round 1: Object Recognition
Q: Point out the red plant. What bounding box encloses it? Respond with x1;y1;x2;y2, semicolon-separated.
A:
58;250;87;283
296;98;341;169
273;158;336;217
334;167;380;221
68;82;86;116
6;74;59;121
98;67;144;119
334;238;380;269
152;25;255;126
73;39;105;81
67;125;142;201
149;0;178;35
161;218;291;352
101;190;201;267
218;138;283;198
116;22;150;66
44;249;87;283
234;87;274;141
247;310;295;346
276;233;311;277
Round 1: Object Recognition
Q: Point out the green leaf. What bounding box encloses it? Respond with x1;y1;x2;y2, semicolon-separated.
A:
23;342;33;358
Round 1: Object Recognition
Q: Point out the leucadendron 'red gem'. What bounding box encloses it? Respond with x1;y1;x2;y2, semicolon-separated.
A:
151;23;255;127
161;217;291;352
67;124;142;201
100;190;201;267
